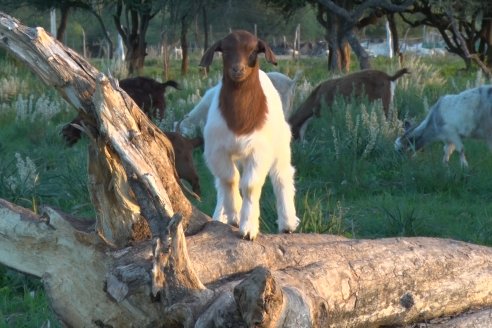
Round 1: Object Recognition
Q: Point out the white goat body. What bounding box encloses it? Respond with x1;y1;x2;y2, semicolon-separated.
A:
395;85;492;167
175;71;299;137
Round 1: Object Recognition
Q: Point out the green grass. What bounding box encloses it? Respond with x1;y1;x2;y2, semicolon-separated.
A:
1;51;491;325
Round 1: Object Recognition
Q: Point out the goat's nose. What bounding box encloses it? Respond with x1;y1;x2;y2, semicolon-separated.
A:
231;65;245;74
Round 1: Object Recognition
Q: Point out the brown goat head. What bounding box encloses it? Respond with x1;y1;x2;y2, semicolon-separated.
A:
199;30;277;83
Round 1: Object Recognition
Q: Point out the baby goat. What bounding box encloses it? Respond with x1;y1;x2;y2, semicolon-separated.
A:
175;71;300;137
289;68;409;140
395;85;492;168
200;30;299;240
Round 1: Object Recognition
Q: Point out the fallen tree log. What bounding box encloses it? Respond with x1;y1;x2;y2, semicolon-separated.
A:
0;11;492;327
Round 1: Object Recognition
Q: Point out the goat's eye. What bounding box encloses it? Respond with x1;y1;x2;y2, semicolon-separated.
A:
248;51;257;66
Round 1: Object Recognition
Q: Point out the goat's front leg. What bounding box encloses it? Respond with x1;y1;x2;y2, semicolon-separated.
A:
209;159;242;227
212;177;226;223
442;143;455;165
239;159;269;240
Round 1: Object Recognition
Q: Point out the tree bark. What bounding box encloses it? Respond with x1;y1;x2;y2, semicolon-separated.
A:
113;1;152;75
1;11;492;328
180;15;189;76
56;4;70;42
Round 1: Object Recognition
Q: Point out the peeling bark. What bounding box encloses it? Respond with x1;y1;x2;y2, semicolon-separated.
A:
1;11;492;328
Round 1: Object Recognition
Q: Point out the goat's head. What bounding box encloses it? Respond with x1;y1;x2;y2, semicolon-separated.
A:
200;30;277;83
394;120;418;153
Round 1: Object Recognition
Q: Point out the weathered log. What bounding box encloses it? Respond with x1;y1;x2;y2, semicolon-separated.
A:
1;11;492;328
0;11;208;247
1;200;492;327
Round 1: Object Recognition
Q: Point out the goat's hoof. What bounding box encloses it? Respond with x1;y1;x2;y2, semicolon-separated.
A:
278;217;300;234
240;232;257;241
239;226;258;241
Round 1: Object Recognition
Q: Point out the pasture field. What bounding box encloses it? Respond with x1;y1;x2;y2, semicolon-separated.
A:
0;50;491;326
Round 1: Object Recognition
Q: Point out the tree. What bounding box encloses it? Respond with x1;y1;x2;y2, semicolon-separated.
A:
3;0;114;58
165;0;206;75
264;0;414;71
2;11;492;327
400;0;492;75
113;0;165;75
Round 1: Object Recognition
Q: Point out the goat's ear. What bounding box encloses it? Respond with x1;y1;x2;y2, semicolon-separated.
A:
257;39;277;66
200;40;222;67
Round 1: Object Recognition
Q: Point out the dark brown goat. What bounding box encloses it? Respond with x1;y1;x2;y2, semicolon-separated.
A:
289;68;409;140
163;131;203;197
62;115;203;197
119;76;179;120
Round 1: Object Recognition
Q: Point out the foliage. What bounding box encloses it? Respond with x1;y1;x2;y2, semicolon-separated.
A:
400;0;492;67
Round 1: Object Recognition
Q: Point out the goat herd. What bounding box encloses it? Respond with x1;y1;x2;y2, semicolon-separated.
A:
63;30;492;240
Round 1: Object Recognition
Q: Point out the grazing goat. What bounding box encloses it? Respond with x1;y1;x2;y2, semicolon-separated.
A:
199;30;299;240
164;131;203;197
394;85;492;168
119;76;179;120
175;71;300;137
289;68;409;140
62;115;203;197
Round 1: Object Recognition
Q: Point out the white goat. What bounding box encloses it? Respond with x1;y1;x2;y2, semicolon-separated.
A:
395;85;492;167
199;30;299;240
175;71;300;137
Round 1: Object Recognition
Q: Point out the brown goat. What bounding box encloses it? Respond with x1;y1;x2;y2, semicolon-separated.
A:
119;76;179;120
163;131;203;197
62;115;203;197
289;68;409;140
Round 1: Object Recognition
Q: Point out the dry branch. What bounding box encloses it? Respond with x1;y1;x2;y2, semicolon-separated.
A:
1;11;492;328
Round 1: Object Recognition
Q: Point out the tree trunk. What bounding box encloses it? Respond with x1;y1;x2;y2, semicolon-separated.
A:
1;11;492;328
56;5;70;42
345;29;371;70
387;13;401;59
113;2;150;75
126;34;147;75
161;32;170;80
202;6;209;51
180;16;189;76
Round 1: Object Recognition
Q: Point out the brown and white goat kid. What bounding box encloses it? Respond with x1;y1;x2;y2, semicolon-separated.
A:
395;85;492;168
289;68;409;140
200;30;299;240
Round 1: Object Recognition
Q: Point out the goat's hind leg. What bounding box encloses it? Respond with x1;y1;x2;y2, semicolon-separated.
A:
239;160;269;240
443;137;468;168
270;158;300;234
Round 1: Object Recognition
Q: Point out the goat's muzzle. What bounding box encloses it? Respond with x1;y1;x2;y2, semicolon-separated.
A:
228;65;247;82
